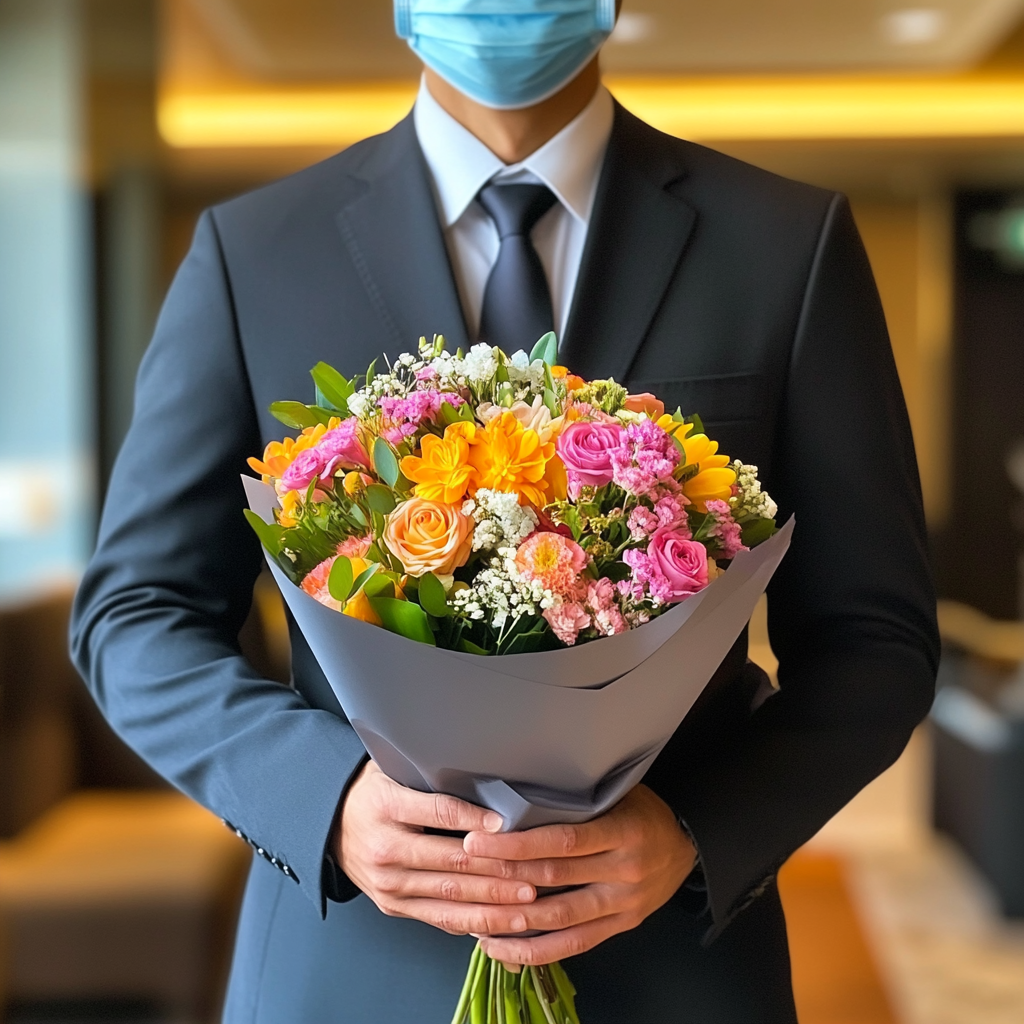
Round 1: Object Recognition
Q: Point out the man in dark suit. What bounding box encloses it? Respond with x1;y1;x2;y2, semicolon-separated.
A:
71;3;939;1020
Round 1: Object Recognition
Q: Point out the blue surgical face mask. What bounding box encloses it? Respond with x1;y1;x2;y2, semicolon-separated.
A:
395;0;617;110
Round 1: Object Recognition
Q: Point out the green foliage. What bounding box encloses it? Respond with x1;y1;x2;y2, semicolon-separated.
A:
529;331;558;366
572;379;627;414
327;555;354;604
368;596;436;645
310;362;354;414
372;437;401;487
243;509;286;556
741;517;777;548
364;483;397;515
457;637;490;656
417;572;451;618
269;401;319;430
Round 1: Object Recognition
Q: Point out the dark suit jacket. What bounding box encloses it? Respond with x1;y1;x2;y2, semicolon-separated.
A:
70;103;939;1023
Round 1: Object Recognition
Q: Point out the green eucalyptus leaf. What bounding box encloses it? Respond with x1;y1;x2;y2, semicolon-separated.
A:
440;401;463;427
530;331;558;366
327;555;354;604
269;401;318;430
310;362;353;413
543;387;559;417
373;437;401;487
243;509;287;556
314;386;339;412
362;572;395;599
543;363;555;392
307;404;335;426
417;572;450;618
368;596;436;645
741;517;777;548
350;562;379;596
364;483;397;515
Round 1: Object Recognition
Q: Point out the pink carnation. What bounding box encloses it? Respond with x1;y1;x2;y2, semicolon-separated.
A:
543;600;591;646
515;532;588;597
319;418;370;473
280;447;328;492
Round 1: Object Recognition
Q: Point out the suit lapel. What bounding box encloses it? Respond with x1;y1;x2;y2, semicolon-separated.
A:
337;114;470;357
561;104;697;383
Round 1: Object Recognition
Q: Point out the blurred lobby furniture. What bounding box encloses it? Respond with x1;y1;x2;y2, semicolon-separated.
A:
0;588;255;1022
931;603;1024;918
779;851;897;1024
0;794;248;1022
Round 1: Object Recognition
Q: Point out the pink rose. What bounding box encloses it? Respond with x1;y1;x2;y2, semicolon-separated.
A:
623;393;665;419
647;528;709;601
556;421;625;492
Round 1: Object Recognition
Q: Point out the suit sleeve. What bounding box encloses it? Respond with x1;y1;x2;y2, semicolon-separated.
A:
657;193;939;940
69;209;369;916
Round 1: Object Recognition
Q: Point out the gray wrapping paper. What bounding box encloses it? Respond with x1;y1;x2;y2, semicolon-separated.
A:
244;477;792;830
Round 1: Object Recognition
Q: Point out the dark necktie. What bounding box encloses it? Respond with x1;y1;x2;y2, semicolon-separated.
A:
477;182;558;351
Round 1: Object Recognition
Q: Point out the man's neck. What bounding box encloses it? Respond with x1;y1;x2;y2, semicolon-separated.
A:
422;60;602;165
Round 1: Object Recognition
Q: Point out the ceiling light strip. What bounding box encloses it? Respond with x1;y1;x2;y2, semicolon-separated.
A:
158;76;1024;149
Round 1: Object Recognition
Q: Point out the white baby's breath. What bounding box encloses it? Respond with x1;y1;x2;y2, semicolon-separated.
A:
461;488;538;552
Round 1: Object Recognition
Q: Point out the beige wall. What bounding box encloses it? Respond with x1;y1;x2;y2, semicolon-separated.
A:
850;197;952;529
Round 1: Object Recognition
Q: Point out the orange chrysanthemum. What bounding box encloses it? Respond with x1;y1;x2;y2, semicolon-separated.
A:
467;411;554;507
247;419;341;482
400;421;478;504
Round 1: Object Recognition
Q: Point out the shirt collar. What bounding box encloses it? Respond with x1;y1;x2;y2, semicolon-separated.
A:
414;76;614;230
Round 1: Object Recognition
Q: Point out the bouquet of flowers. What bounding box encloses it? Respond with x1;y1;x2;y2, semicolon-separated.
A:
243;333;789;1024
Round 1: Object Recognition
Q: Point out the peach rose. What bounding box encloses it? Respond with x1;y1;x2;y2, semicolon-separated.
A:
383;497;473;578
623;393;665;419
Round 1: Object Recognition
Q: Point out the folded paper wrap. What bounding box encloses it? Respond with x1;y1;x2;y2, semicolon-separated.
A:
244;477;792;830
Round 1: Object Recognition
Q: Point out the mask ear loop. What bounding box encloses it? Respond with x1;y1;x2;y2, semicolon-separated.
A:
596;0;617;32
394;0;412;39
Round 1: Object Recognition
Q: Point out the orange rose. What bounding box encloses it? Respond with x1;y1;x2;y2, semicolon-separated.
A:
623;393;665;419
383;497;473;577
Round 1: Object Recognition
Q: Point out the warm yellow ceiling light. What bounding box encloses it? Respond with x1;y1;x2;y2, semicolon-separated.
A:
158;74;1024;149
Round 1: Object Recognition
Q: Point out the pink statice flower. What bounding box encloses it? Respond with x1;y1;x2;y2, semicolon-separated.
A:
543;600;591;646
704;499;746;559
378;391;464;444
584;578;628;637
414;366;439;382
654;492;690;531
627;506;659;541
609;420;680;496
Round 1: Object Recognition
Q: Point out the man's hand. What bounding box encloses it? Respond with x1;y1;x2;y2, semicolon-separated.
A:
464;784;696;966
338;761;539;933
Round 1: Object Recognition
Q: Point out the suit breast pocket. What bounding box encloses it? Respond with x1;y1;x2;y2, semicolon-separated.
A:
626;372;767;425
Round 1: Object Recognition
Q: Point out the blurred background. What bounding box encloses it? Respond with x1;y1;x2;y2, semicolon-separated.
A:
0;1;1022;1021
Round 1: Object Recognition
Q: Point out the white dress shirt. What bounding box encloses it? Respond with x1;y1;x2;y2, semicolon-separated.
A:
413;77;614;344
